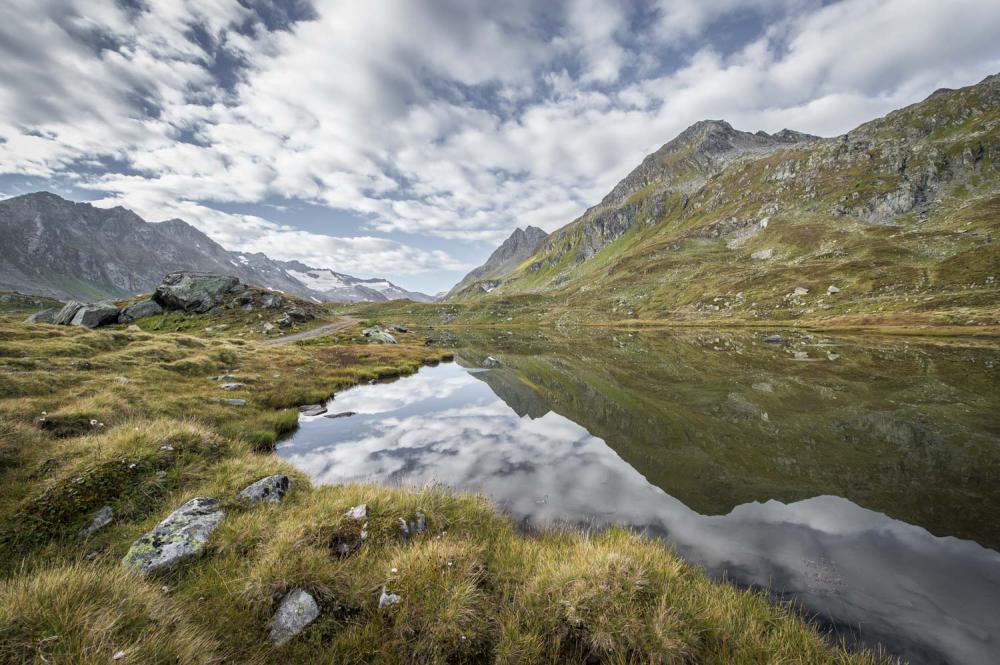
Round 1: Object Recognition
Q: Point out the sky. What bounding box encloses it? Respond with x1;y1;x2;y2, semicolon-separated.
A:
2;1;1000;294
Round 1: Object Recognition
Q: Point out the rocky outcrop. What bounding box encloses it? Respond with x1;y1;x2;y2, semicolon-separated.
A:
122;496;224;575
118;299;163;323
52;301;84;325
153;272;243;313
239;475;290;506
70;302;120;328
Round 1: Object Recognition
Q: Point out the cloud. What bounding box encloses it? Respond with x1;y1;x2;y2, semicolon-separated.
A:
2;0;1000;288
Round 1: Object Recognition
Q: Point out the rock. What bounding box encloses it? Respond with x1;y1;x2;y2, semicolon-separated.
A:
221;398;246;406
220;383;245;391
122;497;224;575
398;512;426;539
81;505;113;537
238;474;290;506
299;404;327;417
379;587;401;609
269;589;320;646
345;504;367;520
285;307;312;323
24;308;57;324
153;272;241;313
262;322;277;334
827;284;840;294
792;286;809;296
482;356;500;368
751;248;774;260
261;293;283;310
762;335;784;344
388;323;408;333
70;302;120;328
118;299;163;323
751;382;774;393
324;411;356;419
52;300;84;325
115;376;130;385
126;324;142;332
369;330;397;345
277;315;293;328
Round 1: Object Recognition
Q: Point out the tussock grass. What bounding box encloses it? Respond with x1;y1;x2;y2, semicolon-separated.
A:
0;316;894;663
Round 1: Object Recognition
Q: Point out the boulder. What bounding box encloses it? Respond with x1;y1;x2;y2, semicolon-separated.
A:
238;474;290;506
118;299;163;323
285;307;312;323
261;293;283;309
52;301;84;325
70;303;120;328
751;248;774;260
369;330;397;344
269;589;320;645
24;308;57;324
122;497;224;575
153;272;241;313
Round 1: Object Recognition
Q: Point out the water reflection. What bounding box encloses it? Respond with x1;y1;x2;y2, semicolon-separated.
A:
278;331;1000;665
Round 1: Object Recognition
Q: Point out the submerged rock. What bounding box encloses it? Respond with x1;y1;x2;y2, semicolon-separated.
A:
269;589;320;645
122;497;224;575
324;411;356;419
238;475;290;506
81;505;113;537
299;404;327;417
118;299;163;323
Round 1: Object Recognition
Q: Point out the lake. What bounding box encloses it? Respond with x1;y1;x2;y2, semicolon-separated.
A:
277;328;1000;665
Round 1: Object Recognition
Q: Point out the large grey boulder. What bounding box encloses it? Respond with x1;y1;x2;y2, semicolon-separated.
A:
24;308;57;324
238;475;290;506
362;326;397;344
122;497;224;575
153;272;242;313
118;299;163;323
269;589;320;645
52;301;84;325
70;302;120;328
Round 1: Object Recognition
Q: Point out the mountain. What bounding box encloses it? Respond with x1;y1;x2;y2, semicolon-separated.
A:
266;259;437;303
0;192;435;303
447;74;1000;325
446;226;547;297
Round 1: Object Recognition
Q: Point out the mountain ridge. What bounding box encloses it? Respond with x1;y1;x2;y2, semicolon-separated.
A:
0;191;436;303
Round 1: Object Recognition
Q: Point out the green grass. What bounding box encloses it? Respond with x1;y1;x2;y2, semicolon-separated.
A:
0;315;894;663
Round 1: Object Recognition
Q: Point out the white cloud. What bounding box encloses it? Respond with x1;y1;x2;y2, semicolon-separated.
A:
2;0;1000;288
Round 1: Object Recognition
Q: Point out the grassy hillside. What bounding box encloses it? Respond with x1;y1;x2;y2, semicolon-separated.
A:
448;75;1000;329
0;305;892;663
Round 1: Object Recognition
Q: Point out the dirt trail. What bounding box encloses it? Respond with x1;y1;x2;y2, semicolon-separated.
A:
261;316;357;345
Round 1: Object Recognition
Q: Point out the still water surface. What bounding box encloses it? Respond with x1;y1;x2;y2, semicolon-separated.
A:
278;329;1000;665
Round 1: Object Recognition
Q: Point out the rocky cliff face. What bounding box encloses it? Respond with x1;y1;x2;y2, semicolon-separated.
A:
0;192;434;303
447;226;547;297
449;73;1000;322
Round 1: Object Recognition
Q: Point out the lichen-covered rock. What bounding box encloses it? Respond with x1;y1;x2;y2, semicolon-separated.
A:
153;272;242;313
69;302;120;328
122;497;224;575
52;300;84;325
118;299;163;323
24;308;57;324
269;589;320;645
238;475;290;506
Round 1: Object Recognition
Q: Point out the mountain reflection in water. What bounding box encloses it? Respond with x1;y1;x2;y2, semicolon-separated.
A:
278;330;1000;665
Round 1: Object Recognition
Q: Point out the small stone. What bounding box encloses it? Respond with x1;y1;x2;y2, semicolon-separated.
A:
299;404;327;417
827;285;840;294
126;325;142;332
219;383;245;391
114;376;130;385
762;335;784;344
238;475;290;506
793;286;809;296
222;398;247;406
112;650;126;660
751;248;773;260
379;587;401;608
345;504;367;520
269;589;320;645
81;505;113;537
483;356;500;368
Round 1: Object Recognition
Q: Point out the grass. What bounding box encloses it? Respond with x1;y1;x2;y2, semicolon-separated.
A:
0;312;894;664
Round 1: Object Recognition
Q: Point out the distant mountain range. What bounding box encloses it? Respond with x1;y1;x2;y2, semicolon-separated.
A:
448;73;1000;324
0;192;435;303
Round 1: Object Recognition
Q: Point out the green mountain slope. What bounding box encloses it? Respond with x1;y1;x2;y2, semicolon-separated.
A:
448;74;1000;327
